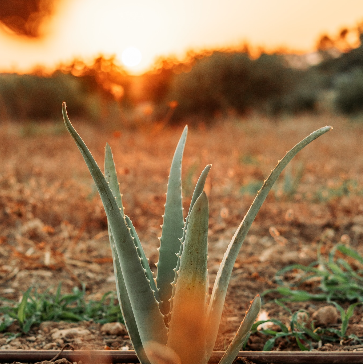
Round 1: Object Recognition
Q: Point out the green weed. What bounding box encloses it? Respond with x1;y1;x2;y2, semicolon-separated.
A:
274;162;304;200
250;300;362;351
239;162;304;200
315;179;363;202
262;244;363;303
251;307;320;351
256;243;363;350
0;284;123;333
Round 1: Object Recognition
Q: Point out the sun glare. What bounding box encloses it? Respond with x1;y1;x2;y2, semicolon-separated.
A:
121;46;142;69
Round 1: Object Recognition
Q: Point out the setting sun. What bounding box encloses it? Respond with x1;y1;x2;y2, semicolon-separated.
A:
0;0;363;74
121;46;142;69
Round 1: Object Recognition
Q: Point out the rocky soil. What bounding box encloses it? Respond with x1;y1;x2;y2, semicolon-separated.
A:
0;116;363;363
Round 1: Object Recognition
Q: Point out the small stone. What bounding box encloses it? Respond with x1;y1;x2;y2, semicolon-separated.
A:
39;321;58;333
9;339;22;348
312;306;339;327
55;338;64;346
1;344;17;350
280;251;300;264
43;342;58;350
101;322;128;336
51;328;91;340
346;324;363;337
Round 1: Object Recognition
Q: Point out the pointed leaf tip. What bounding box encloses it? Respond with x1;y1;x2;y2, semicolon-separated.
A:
62;102;68;118
217;295;261;364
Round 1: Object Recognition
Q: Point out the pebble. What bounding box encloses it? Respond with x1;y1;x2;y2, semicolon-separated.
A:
43;342;59;350
8;339;22;348
39;321;57;333
100;322;128;336
312;306;339;326
51;328;91;340
55;338;64;346
346;324;363;337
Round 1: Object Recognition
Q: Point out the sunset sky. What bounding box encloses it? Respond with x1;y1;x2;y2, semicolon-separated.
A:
1;0;363;74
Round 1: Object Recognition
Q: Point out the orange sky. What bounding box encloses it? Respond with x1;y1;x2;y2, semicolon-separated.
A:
1;0;363;74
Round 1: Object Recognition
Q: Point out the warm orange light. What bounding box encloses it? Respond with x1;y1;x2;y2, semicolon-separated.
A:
121;47;142;69
0;0;363;75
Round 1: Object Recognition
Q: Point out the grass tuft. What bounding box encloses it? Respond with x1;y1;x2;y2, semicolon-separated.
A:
263;244;363;303
250;300;362;351
0;284;123;333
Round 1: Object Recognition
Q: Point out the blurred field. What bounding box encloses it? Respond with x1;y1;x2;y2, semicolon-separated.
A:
0;113;362;350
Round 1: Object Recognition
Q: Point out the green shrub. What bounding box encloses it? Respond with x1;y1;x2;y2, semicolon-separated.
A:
167;52;299;123
0;72;99;121
334;68;363;115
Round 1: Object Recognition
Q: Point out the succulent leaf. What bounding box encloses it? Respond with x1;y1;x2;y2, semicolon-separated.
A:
169;165;212;319
125;215;159;300
109;231;151;364
205;126;332;356
218;295;261;364
63;103;167;348
167;192;209;364
156;126;187;316
105;143;124;216
104;145;150;363
189;164;212;212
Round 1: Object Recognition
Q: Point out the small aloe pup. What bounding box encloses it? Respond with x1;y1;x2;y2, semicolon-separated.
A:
62;102;331;364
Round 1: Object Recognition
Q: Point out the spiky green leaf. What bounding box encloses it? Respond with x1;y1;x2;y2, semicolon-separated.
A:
125;215;158;300
206;126;332;356
63;102;167;347
168;164;212;325
105;143;124;215
104;146;151;364
157;126;187;316
109;231;151;364
167;192;209;364
218;295;261;364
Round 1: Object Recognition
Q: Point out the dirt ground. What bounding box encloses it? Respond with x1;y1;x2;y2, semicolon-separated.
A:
0;114;363;362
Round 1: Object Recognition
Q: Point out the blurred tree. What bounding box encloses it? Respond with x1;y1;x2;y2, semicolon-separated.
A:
316;22;363;62
59;56;132;106
0;0;57;38
0;72;90;120
140;58;182;104
165;51;300;123
317;34;335;52
0;55;134;122
334;68;363;114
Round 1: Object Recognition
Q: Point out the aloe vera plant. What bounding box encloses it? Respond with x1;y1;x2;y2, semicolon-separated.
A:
62;102;331;364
